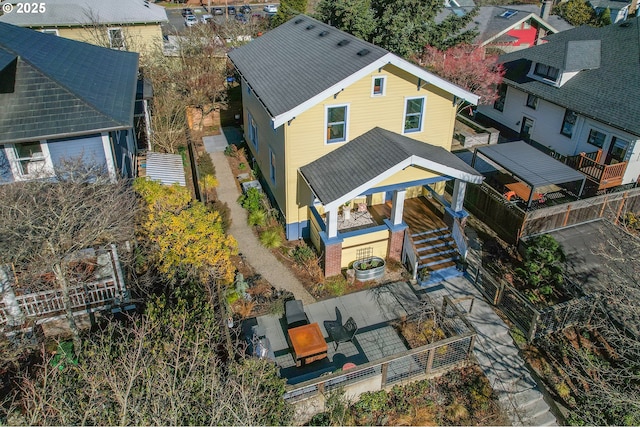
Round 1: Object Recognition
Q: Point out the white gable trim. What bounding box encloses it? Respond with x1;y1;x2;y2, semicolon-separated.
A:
272;52;479;128
322;155;482;210
482;14;559;46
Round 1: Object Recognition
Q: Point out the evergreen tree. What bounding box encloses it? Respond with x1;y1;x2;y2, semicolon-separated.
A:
271;0;309;27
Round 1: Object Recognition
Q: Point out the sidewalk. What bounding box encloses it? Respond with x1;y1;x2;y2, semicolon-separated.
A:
204;131;315;305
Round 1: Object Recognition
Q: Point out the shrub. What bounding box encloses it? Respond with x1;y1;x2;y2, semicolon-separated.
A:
208;200;231;232
353;390;388;416
259;229;282;249
292;244;316;265
516;234;565;292
197;152;216;176
325;275;347;297
248;209;267;227
238;187;263;213
445;400;469;423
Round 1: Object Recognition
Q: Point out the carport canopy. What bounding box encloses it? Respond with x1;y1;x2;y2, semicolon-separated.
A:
472;141;586;207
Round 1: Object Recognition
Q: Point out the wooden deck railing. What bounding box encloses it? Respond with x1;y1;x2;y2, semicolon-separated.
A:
564;150;626;190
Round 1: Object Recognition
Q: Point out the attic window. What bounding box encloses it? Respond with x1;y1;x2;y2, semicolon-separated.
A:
337;39;350;46
500;10;518;18
319;31;329;37
306;24;315;30
294;18;304;24
357;49;370;56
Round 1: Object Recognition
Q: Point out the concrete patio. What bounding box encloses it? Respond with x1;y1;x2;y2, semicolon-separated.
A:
243;281;427;384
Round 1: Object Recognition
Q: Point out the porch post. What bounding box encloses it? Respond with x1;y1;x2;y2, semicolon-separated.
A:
0;266;25;327
391;190;406;225
326;207;339;238
451;180;467;213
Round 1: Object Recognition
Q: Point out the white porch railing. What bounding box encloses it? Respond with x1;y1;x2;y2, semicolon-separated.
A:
0;246;129;327
451;217;468;261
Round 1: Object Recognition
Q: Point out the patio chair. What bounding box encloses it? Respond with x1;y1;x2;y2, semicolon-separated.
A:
326;317;358;350
285;299;309;329
353;202;368;221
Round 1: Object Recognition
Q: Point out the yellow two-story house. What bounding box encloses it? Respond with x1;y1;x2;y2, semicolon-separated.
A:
0;0;168;56
228;15;483;278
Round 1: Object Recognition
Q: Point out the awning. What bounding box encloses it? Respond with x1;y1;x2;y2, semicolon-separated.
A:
472;141;586;207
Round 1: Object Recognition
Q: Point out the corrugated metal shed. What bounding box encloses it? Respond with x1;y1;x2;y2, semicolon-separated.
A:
144;152;186;187
473;141;586;189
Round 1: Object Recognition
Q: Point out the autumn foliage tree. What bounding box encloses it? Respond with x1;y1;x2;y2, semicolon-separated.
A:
415;44;505;106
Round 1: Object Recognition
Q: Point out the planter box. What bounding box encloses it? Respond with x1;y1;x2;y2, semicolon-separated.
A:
353;257;385;281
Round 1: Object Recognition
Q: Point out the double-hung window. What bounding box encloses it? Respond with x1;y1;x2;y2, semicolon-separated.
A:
587;129;606;148
610;137;630;163
108;28;125;50
13;141;44;176
248;113;258;150
560;110;577;137
372;76;386;96
326;105;347;143
403;97;425;133
269;148;276;185
526;94;538;109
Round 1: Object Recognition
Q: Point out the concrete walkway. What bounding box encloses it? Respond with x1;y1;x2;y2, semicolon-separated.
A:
422;228;558;426
204;132;315;305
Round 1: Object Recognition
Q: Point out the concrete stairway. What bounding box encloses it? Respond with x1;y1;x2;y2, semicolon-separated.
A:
421;277;558;426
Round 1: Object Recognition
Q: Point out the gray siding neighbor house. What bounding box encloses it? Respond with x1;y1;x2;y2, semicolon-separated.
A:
0;22;139;182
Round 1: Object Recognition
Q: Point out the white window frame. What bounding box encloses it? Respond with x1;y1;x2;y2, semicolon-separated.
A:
325;104;349;144
41;29;59;36
587;128;607;149
108;27;125;50
530;62;560;84
560;109;577;138
269;148;276;185
526;94;538;109
9;141;50;179
402;96;426;134
248;112;258;151
371;75;386;97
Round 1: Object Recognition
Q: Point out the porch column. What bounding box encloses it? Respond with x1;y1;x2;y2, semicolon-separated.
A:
451;180;467;213
326;207;339;238
390;190;406;225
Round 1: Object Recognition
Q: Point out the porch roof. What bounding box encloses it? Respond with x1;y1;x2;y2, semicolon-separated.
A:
299;127;483;208
473;141;586;189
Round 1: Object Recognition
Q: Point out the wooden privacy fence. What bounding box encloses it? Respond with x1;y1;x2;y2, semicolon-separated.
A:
469;263;597;342
283;296;476;403
463;183;640;244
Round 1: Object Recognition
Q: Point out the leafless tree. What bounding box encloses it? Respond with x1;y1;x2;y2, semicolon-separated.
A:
0;161;138;352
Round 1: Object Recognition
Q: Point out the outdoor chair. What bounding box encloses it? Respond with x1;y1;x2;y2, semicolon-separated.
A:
353;202;368;221
285;299;309;329
325;316;358;350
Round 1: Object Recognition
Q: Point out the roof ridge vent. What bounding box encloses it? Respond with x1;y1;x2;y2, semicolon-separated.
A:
305;24;315;30
294;18;304;24
319;30;329;37
337;39;350;46
357;49;370;56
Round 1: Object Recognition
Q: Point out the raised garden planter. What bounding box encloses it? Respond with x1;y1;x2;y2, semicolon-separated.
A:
352;256;385;281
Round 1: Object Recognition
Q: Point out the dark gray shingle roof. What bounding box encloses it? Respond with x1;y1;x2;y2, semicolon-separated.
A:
0;22;139;143
499;19;640;136
300;127;482;205
227;15;388;120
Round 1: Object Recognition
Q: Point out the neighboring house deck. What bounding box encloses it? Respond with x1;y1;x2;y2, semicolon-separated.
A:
0;22;141;182
0;0;168;55
0;246;131;333
228;17;484;277
476;18;640;194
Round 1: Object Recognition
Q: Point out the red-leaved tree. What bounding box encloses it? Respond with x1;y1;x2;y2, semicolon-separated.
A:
415;44;505;107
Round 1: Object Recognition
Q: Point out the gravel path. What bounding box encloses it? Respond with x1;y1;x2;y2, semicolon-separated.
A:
207;145;316;305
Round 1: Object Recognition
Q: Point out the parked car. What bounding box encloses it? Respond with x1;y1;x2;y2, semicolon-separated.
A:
239;4;251;14
212;6;224;15
235;13;248;23
200;14;213;24
263;4;277;13
184;14;197;27
227;5;236;15
181;7;193;17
